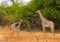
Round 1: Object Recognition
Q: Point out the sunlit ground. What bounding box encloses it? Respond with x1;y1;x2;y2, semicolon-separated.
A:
0;26;60;42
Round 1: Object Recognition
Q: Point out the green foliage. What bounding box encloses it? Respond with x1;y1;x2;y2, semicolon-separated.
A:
0;0;60;29
5;3;23;23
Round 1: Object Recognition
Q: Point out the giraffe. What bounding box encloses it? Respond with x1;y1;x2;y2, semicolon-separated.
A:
10;20;23;39
35;10;54;33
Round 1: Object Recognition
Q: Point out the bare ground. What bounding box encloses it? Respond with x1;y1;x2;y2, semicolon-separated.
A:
0;26;60;42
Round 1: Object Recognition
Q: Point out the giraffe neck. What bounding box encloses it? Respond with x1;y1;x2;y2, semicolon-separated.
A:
38;11;46;22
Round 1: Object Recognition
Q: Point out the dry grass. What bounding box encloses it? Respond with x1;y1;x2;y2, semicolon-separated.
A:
0;26;60;42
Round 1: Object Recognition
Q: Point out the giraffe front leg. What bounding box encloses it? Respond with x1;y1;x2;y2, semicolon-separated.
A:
42;23;46;32
50;25;55;39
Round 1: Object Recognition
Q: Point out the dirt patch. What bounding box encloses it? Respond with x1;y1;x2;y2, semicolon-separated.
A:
0;26;60;42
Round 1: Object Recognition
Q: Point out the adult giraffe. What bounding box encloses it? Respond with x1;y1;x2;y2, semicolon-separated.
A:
35;10;54;33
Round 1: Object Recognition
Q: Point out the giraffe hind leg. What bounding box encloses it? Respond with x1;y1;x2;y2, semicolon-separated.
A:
50;26;54;33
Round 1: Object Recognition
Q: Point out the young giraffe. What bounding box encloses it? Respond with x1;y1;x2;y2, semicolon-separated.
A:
10;20;23;39
35;10;54;33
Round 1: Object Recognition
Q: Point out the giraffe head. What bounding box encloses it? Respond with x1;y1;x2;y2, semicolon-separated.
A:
35;10;41;14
